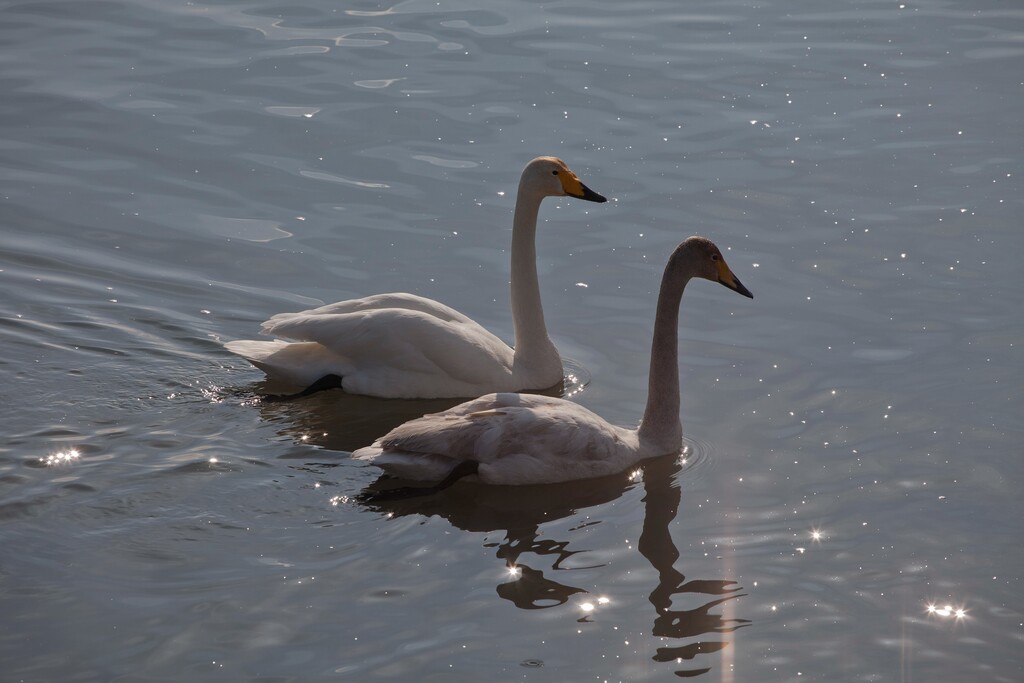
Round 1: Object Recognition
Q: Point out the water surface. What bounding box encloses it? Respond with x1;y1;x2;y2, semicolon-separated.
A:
2;0;1021;680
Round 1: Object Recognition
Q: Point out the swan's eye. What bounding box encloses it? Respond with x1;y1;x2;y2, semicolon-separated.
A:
551;170;559;175
711;253;720;262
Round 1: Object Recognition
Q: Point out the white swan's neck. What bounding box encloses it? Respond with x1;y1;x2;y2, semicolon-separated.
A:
636;268;687;453
509;180;559;375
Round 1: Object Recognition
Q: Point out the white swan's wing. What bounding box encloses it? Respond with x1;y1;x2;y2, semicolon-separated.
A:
258;306;516;398
225;293;513;395
355;393;638;484
264;293;477;329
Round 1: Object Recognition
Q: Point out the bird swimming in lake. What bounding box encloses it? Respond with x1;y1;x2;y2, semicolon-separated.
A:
225;156;606;399
353;236;753;488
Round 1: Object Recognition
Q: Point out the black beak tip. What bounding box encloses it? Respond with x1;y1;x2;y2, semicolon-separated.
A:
579;183;608;203
723;277;754;299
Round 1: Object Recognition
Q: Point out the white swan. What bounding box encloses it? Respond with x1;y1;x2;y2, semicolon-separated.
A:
225;157;606;399
353;236;754;486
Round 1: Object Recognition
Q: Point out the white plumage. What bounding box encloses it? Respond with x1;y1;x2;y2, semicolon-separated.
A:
353;236;754;485
225;157;606;398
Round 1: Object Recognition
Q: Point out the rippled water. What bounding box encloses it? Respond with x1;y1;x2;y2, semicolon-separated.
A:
2;0;1021;680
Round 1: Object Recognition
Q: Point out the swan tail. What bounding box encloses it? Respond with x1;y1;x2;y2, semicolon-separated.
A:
352;446;465;482
224;339;291;364
225;339;348;387
357;459;480;502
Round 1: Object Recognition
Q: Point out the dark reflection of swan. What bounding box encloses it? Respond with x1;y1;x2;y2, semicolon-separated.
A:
360;452;750;677
360;468;631;609
637;455;751;677
248;379;463;453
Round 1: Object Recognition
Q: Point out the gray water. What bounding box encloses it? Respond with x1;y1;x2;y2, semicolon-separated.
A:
2;0;1021;680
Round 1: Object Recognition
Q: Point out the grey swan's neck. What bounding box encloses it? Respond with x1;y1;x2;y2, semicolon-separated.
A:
636;262;688;453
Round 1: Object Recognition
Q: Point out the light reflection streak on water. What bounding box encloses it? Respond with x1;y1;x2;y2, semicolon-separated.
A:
43;448;80;466
926;602;968;620
577;595;610;616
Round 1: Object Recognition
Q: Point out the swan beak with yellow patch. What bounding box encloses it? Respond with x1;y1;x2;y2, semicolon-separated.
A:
717;258;754;298
559;172;608;203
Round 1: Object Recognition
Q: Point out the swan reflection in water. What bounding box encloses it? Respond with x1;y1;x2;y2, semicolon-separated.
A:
248;380;464;455
360;450;750;678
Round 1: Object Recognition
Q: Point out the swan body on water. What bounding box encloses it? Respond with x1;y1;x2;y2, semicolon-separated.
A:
225;157;606;399
353;236;754;486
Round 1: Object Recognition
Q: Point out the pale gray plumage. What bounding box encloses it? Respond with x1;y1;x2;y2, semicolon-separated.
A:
353;236;754;485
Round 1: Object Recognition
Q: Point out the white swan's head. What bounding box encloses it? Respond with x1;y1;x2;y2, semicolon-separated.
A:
521;156;607;203
671;236;754;299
